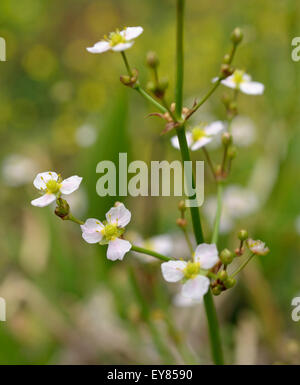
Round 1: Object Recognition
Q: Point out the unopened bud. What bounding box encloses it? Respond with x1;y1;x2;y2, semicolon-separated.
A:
238;229;248;241
228;146;237;159
224;277;236;289
146;51;159;68
220;64;234;78
120;75;131;85
218;270;228;281
146;81;156;92
176;218;187;228
223;53;231;64
55;198;70;220
178;200;186;212
220;248;234;265
159;77;169;91
222;132;232;146
212;286;222;296
231;27;243;45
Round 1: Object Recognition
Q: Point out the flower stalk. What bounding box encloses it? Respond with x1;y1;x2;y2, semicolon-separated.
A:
175;0;224;365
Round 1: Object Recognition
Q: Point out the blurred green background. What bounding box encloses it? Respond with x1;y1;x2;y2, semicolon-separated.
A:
0;0;300;364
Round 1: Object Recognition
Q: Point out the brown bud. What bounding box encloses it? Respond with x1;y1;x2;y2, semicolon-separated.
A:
176;218;188;228
55;198;70;220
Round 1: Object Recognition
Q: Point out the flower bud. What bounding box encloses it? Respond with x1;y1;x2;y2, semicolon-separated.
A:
238;229;248;241
220;248;234;265
218;270;228;281
212;286;222;296
176;218;187;228
146;81;156;92
223;53;231;64
159;77;169;91
120;75;132;86
55;198;70;220
231;27;243;45
178;200;186;212
224;277;236;289
146;51;159;68
220;64;234;78
222;132;232;146
228;146;237;159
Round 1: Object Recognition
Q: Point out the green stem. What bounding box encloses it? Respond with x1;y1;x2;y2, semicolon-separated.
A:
68;214;84;225
202;146;216;178
176;127;204;244
120;51;167;114
131;244;172;262
211;182;223;244
121;51;133;76
175;0;185;118
175;0;223;365
135;85;167;113
230;253;255;279
186;79;221;120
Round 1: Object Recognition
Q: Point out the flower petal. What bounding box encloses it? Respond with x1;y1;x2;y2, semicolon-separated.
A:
33;171;58;190
205;121;226;136
60;175;82;195
240;81;264;95
106;203;131;228
191;136;212;150
111;42;134;52
81;219;104;244
107;238;132;261
121;26;144;41
171;132;192;149
31;193;56;207
80;218;104;233
182;275;210;300
194;243;219;269
86;41;111;54
161;260;187;282
220;76;236;89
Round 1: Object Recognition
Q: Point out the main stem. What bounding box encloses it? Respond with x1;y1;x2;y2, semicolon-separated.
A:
175;0;224;365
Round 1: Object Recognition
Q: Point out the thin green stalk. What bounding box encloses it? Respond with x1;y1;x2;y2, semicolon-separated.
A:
68;214;84;225
175;0;224;365
230;253;255;278
175;0;185;118
135;85;167;113
176;127;204;244
211;182;223;244
131;244;172;262
186;79;221;120
202;146;216;178
120;51;167;114
121;51;132;76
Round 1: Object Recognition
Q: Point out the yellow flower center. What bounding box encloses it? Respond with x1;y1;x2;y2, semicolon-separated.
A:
109;31;126;47
233;70;245;86
102;223;119;241
183;261;201;280
46;180;61;194
192;127;207;142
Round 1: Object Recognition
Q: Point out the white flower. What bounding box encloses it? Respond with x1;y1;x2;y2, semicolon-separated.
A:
75;124;97;148
204;185;258;234
2;154;38;187
80;203;132;261
247;239;269;256
171;121;225;151
161;244;219;300
87;27;143;54
173;292;202;307
231;116;256;147
220;69;264;95
132;234;173;263
31;171;82;207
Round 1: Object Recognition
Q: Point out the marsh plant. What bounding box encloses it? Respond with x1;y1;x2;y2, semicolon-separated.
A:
31;1;269;365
